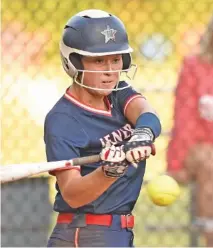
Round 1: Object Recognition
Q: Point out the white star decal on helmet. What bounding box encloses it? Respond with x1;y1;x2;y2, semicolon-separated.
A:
101;25;117;43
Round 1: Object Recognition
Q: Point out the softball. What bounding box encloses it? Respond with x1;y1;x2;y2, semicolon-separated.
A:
146;175;180;206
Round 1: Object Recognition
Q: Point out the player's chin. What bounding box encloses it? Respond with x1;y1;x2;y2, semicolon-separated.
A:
101;90;113;96
94;89;113;97
100;82;117;93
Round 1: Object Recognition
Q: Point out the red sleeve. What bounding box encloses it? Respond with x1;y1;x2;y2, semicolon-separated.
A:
167;57;199;172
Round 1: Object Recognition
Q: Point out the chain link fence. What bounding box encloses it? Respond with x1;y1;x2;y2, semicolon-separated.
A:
1;0;213;246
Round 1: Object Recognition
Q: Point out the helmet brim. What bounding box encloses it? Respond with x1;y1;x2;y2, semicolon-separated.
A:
60;41;133;57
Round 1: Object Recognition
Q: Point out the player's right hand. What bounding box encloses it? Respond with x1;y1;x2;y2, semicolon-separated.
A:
123;128;156;163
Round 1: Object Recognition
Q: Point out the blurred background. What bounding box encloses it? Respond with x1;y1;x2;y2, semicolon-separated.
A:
1;0;213;247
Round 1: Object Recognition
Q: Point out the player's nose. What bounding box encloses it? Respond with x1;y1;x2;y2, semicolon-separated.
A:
104;60;112;71
103;60;115;76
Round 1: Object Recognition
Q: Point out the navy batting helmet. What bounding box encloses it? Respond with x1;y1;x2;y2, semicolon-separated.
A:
60;9;134;84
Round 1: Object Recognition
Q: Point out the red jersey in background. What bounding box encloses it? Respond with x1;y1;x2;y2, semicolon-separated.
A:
167;55;213;171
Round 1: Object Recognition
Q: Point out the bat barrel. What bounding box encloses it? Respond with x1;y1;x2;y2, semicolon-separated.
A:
0;155;101;184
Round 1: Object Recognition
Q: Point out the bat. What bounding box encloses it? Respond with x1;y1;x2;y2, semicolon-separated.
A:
0;154;101;184
0;144;156;184
0;154;137;184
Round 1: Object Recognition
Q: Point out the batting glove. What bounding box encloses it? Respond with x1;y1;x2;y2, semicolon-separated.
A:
100;145;128;178
102;160;129;178
123;128;156;163
100;145;126;163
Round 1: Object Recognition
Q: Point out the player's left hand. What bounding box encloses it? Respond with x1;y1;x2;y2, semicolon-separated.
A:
100;144;126;163
123;127;156;163
100;144;128;178
102;160;129;178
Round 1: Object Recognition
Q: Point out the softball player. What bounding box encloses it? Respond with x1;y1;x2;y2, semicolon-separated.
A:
45;9;161;247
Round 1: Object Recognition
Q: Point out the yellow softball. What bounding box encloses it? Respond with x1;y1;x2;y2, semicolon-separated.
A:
146;175;181;206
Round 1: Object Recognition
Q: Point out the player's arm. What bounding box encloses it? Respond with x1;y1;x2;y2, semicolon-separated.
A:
124;96;158;126
55;167;116;208
44;112;127;208
116;82;161;162
49;142;127;208
124;97;161;162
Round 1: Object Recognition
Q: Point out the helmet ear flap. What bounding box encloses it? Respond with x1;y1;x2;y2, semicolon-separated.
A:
60;52;70;71
69;53;84;70
60;51;78;78
122;54;131;70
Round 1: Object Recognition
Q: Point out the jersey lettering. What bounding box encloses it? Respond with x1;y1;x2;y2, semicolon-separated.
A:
100;123;133;147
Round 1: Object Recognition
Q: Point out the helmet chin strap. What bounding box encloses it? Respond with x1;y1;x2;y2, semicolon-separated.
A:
73;65;137;91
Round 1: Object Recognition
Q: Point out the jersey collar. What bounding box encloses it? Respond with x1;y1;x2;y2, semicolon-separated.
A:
64;89;112;116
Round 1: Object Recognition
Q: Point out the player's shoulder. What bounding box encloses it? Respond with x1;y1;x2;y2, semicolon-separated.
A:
110;81;137;97
109;81;142;113
46;92;79;119
117;80;133;90
45;96;78;132
47;95;70;115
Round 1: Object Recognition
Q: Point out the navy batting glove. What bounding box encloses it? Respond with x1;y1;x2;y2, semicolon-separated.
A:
123;128;156;163
102;160;129;178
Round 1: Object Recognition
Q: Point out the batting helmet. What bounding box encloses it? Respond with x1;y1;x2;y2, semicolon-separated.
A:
60;9;136;91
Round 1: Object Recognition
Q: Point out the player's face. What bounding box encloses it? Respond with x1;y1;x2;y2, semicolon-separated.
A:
81;54;123;95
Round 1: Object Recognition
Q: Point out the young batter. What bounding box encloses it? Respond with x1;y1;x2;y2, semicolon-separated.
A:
45;9;161;247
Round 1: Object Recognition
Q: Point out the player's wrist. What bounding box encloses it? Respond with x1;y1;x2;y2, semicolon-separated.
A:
96;166;116;180
101;160;128;178
135;112;162;140
123;116;158;163
130;127;154;142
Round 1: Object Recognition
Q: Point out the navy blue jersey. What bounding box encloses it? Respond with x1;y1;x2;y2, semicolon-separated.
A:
44;81;146;214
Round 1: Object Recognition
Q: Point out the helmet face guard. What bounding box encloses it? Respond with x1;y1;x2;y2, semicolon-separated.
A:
72;65;137;92
60;9;137;91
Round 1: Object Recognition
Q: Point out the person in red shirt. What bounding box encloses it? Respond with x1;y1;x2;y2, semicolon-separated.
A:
167;16;213;247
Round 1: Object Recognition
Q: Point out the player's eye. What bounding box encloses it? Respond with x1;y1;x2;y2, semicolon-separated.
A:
113;58;121;64
95;58;104;64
